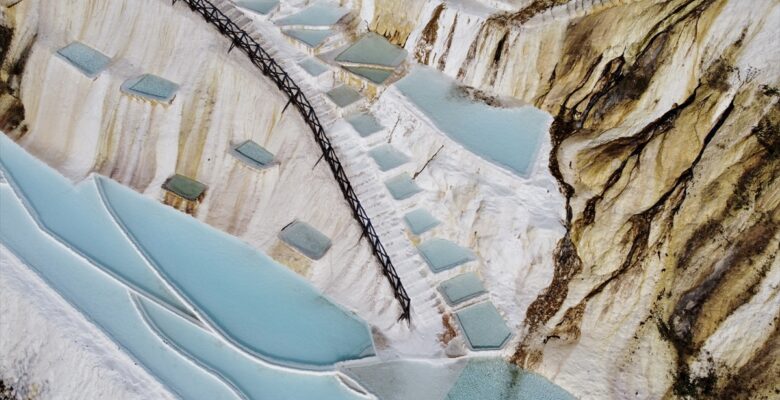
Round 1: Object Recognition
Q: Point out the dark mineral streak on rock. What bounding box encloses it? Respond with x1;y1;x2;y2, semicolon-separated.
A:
0;19;33;138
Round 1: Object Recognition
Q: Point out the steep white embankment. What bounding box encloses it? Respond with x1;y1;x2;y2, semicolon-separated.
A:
0;246;178;400
369;84;566;356
3;0;407;336
357;0;780;399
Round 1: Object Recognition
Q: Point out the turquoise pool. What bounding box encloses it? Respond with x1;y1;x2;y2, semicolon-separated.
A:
343;66;394;85
137;297;366;400
0;135;374;370
0;184;365;400
56;42;111;78
369;144;409;172
403;208;440;235
455;302;512;350
417;238;475;272
235;0;278;15
0;139;191;317
342;358;575;400
99;176;374;369
326;85;363;108
438;272;486;305
279;220;332;260
121;74;179;103
231;140;276;170
384;173;422;200
335;33;407;68
395;67;550;177
299;57;329;76
0;185;241;400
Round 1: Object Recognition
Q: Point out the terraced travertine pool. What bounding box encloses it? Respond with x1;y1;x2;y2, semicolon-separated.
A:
395;66;551;177
0;135;374;392
56;42;111;78
342;358;575;400
1;132;576;399
235;0;279;15
275;3;349;27
335;33;407;68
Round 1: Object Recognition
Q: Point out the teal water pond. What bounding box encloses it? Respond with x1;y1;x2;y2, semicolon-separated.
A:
447;358;576;400
276;4;348;26
346;113;383;137
455;302;511;350
56;42;111;78
235;0;278;15
384;173;421;200
0;135;374;370
395;67;550;177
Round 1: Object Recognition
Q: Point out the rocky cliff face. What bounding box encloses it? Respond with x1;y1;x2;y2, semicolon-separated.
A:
365;0;778;398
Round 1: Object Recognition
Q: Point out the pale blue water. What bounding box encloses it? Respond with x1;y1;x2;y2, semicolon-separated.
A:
368;144;409;172
343;357;575;400
299;57;329;76
0;137;574;400
335;33;407;68
438;272;486;305
232;140;275;169
276;3;349;26
395;67;550;177
403;208;439;235
0;185;241;400
279;220;332;260
56;42;111;78
121;74;179;103
346;113;383;137
137;297;364;400
384;173;421;200
343;66;394;84
0;136;190;316
446;358;575;400
343;359;468;400
455;302;511;350
417;238;475;272
326;85;363;108
235;0;278;15
162;174;206;201
284;29;334;48
98;176;374;369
